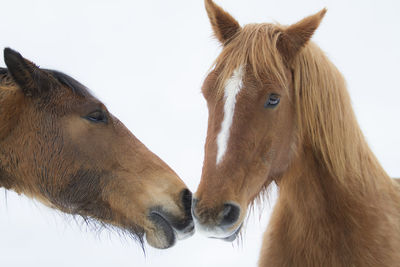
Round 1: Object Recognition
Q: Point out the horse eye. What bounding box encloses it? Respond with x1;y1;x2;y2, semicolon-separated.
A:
84;110;108;123
264;94;280;109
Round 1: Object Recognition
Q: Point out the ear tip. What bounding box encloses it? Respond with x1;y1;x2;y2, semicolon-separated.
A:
204;0;213;6
204;0;216;12
4;47;23;65
4;47;20;57
319;8;327;18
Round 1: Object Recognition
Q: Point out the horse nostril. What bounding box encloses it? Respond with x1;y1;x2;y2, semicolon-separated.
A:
220;203;240;227
180;189;193;217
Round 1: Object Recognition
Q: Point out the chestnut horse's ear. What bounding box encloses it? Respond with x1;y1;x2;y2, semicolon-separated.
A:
205;0;241;44
277;9;327;64
4;48;52;97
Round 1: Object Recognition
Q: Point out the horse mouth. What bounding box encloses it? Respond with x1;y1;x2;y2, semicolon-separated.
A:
148;212;176;249
147;210;195;249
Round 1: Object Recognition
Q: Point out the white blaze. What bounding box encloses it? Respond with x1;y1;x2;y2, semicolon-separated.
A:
216;65;244;165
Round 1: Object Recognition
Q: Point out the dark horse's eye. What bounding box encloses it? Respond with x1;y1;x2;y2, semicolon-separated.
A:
84;110;108;123
264;94;280;109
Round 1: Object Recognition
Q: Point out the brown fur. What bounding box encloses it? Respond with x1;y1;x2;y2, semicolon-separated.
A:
0;48;193;249
195;1;400;266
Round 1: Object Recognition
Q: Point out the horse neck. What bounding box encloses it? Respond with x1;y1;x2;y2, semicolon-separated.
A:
279;143;394;217
266;145;400;265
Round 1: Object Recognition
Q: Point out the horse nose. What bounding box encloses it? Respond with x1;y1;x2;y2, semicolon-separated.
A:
192;198;240;227
169;189;194;239
219;203;240;227
180;189;193;218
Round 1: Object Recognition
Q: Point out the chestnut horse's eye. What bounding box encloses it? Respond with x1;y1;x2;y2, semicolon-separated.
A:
84;110;108;123
264;94;280;109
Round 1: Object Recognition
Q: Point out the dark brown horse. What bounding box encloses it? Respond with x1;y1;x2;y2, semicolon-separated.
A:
192;0;400;266
0;48;193;249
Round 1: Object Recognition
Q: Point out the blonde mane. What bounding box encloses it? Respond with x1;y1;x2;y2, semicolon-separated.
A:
292;43;390;188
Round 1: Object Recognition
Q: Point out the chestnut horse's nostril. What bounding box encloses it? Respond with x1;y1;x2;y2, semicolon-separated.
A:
181;189;193;218
220;203;240;227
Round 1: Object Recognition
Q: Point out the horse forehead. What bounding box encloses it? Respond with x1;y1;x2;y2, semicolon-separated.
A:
224;66;244;94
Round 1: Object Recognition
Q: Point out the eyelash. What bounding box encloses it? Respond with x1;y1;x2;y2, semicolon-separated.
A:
84;110;108;123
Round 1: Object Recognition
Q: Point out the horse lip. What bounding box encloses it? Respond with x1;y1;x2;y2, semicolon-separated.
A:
148;211;176;248
211;223;243;242
149;209;195;242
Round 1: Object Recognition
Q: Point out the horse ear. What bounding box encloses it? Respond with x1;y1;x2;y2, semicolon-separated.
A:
205;0;241;44
277;9;327;64
3;48;51;97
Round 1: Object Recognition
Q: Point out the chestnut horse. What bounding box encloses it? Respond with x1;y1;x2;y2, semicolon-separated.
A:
0;48;193;249
192;1;400;266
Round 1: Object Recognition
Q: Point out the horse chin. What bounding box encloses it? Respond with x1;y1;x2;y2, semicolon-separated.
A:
194;217;243;242
222;223;243;242
146;212;176;249
212;223;243;242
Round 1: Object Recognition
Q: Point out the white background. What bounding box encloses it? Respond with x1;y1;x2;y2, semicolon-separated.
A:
0;0;399;266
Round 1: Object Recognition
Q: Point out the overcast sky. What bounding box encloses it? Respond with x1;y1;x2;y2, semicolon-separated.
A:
0;0;399;266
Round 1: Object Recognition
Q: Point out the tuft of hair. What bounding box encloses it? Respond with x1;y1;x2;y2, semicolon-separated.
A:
211;23;289;98
65;212;146;253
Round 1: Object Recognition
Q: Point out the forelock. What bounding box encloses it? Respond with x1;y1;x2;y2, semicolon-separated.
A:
212;23;289;96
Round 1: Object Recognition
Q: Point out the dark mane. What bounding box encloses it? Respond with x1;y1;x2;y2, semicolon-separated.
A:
0;67;93;98
46;70;93;98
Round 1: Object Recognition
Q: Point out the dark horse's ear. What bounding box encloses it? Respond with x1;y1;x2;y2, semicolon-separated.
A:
205;0;241;44
277;9;327;64
4;48;52;97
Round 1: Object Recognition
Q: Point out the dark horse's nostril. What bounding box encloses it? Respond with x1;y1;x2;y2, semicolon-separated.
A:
181;189;193;217
220;203;240;227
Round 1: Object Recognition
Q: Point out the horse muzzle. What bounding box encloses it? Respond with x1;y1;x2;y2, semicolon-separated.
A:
191;198;242;242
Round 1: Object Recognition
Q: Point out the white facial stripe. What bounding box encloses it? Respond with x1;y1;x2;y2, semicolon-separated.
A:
216;65;244;165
